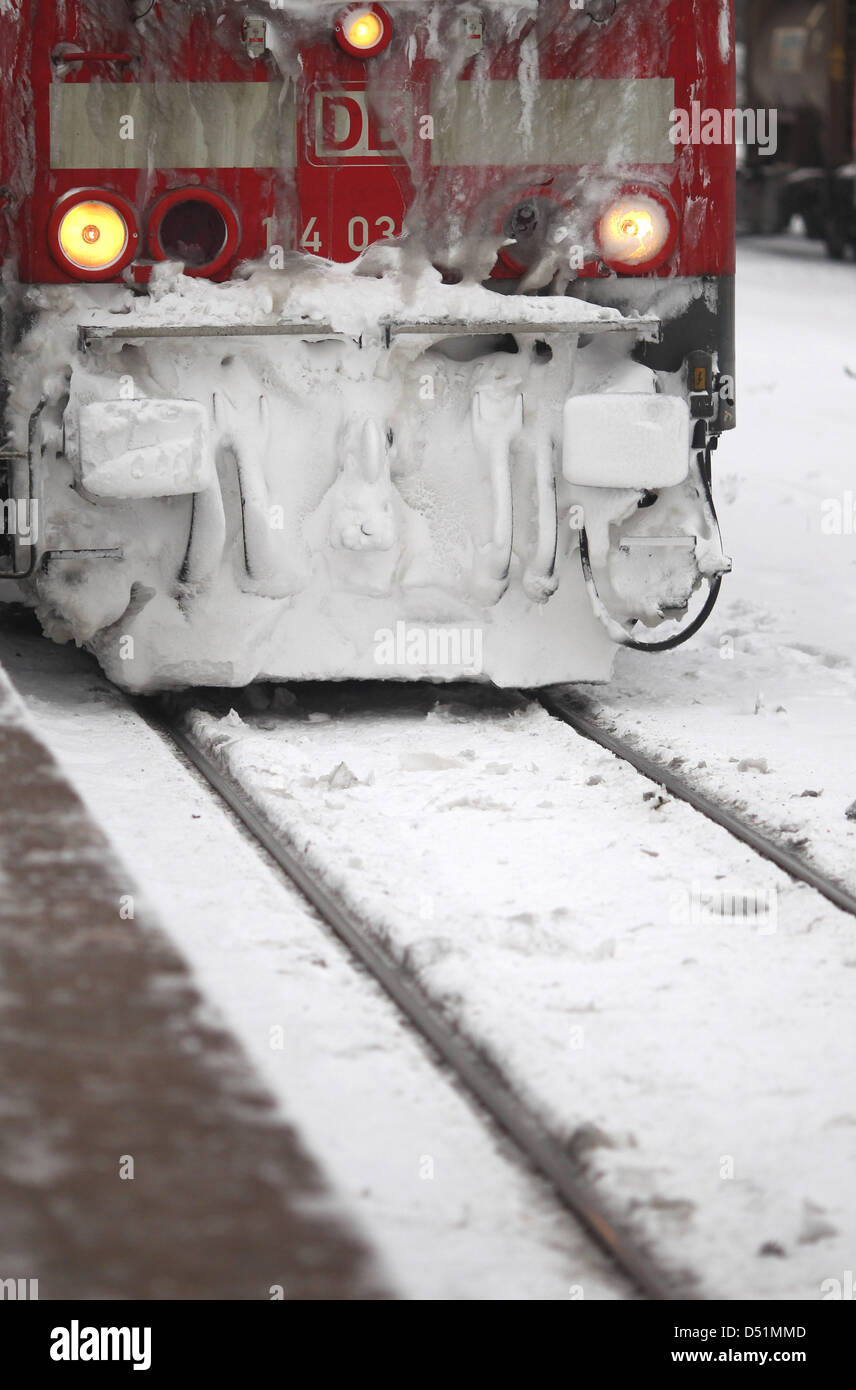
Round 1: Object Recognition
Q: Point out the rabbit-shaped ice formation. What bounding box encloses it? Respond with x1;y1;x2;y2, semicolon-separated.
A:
328;418;398;554
303;416;404;596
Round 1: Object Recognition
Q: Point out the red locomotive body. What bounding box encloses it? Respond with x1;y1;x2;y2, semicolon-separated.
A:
0;2;736;691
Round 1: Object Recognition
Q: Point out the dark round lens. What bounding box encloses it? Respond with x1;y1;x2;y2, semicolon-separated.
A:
503;197;556;267
158;199;228;268
508;202;538;237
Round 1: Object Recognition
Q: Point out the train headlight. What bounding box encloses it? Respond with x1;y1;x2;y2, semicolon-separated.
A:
48;190;138;280
597;189;677;274
60;201;127;269
347;12;382;47
335;5;392;57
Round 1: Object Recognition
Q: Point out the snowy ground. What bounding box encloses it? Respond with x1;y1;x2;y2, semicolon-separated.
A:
181;679;855;1301
1;237;853;1301
0;617;631;1302
154;237;856;1299
583;237;856;900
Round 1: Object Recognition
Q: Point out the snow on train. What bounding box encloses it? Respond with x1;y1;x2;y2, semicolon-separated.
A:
0;0;735;691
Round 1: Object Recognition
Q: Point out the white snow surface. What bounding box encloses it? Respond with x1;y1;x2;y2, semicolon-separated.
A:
17;251;649;690
584;239;856;910
182;682;856;1301
90;252;628;339
0;622;630;1302
2;238;854;1301
166;239;856;1301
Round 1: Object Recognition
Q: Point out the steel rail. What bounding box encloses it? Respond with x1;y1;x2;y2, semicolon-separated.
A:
541;689;856;920
154;706;686;1304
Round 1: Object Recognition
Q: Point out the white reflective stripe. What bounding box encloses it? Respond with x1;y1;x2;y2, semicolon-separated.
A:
50;77;673;171
430;78;676;166
50;83;294;170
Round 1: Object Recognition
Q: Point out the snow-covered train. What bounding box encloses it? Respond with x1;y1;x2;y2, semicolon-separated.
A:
0;1;735;691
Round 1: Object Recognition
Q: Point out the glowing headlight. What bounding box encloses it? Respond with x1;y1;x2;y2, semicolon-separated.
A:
597;190;677;273
59;200;128;270
335;5;392;57
49;190;138;280
348;12;382;47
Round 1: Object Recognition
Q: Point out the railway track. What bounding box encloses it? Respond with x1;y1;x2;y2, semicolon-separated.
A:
142;678;856;1305
152;699;681;1304
540;688;856;922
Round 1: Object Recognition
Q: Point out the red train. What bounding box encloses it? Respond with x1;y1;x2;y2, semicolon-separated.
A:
0;1;735;690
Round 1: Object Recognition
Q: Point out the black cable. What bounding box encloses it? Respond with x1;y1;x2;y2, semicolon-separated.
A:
578;446;728;652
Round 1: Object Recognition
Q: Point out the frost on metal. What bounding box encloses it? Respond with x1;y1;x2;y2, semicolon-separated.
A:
10;262;668;689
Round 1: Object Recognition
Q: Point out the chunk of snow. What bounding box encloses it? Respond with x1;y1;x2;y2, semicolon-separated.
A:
563;394;690;489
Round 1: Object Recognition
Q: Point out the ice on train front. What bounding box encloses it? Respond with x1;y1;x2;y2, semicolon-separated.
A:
0;0;736;691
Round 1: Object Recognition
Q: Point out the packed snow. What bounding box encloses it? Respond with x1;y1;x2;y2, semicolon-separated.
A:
0;619;632;1301
2;240;853;1301
180;679;855;1301
579;237;856;907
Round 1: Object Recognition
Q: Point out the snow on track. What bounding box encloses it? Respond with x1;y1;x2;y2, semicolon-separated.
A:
182;681;856;1300
0;664;388;1300
579;239;856;901
0;619;631;1301
1;238;852;1302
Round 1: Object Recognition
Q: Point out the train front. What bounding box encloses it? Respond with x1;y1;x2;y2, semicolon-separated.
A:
0;0;736;691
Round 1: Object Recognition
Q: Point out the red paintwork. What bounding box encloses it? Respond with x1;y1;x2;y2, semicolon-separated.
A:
0;1;735;286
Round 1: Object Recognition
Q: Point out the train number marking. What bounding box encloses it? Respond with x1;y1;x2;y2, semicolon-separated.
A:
300;217;322;253
346;215;399;252
347;216;369;253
